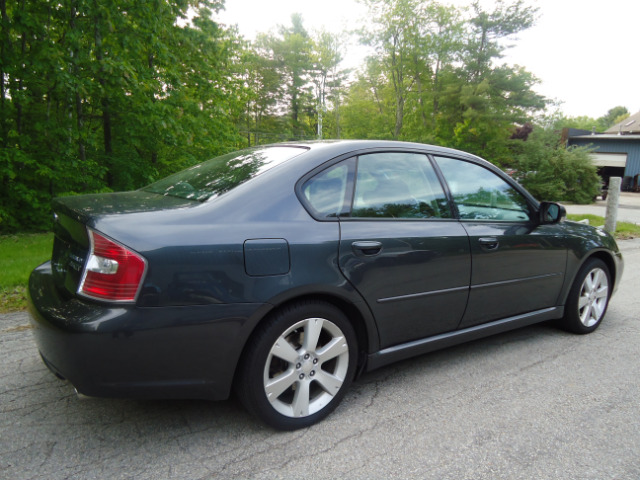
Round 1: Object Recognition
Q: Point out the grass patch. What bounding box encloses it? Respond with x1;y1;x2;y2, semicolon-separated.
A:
566;214;640;240
0;233;53;312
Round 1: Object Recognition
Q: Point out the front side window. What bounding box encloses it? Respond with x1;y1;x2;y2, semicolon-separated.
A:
351;153;451;219
435;156;531;221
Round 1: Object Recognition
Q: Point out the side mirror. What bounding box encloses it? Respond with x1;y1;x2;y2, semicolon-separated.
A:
539;201;566;224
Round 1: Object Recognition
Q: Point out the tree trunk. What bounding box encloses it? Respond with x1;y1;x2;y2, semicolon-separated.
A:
16;30;25;137
70;0;86;162
413;54;427;129
0;0;9;145
148;52;158;165
432;57;441;128
394;95;404;140
335;92;341;139
291;88;298;136
101;96;112;155
94;4;113;185
75;93;86;162
390;33;404;139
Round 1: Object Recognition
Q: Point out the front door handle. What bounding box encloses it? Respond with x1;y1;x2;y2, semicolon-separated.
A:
352;241;383;256
478;237;499;251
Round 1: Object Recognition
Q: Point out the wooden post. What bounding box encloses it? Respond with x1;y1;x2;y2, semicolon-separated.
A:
604;177;621;233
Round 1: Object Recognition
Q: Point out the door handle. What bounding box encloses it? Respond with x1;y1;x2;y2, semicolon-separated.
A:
352;241;383;256
478;237;499;251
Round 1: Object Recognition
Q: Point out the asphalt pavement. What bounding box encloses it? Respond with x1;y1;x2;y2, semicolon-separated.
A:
1;242;639;479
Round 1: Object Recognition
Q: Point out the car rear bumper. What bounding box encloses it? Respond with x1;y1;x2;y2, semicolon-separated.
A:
27;262;266;400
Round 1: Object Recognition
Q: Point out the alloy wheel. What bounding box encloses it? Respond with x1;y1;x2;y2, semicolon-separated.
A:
578;267;609;327
263;317;350;418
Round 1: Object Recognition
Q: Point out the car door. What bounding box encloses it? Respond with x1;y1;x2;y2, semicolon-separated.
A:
336;152;471;349
433;156;568;328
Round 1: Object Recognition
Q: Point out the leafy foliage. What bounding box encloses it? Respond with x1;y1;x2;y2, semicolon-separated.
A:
550;105;630;133
0;0;244;233
0;0;610;233
344;0;545;166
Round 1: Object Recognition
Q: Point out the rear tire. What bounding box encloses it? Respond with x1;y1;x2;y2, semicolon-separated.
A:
236;301;357;430
560;258;611;334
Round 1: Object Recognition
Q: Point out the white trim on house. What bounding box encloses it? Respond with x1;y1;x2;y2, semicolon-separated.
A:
590;152;627;167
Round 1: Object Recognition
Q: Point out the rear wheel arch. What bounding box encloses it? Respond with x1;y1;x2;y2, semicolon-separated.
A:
233;292;376;389
233;298;361;429
275;293;375;356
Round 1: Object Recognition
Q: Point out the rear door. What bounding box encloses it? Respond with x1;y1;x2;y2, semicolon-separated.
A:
337;152;471;349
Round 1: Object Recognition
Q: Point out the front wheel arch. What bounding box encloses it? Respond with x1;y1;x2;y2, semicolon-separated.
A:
559;257;612;334
560;250;618;307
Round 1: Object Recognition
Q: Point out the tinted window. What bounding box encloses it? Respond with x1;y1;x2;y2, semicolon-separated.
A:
143;146;307;201
435;156;530;221
352;153;451;219
302;163;350;218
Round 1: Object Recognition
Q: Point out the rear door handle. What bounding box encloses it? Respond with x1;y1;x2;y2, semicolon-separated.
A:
352;241;383;256
478;237;499;251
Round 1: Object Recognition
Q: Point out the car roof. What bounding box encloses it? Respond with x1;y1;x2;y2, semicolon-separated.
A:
275;139;481;159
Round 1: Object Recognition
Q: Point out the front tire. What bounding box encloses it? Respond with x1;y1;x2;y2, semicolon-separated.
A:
236;301;357;430
560;258;611;334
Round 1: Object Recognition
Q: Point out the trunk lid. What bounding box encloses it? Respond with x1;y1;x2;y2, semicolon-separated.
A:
50;191;197;297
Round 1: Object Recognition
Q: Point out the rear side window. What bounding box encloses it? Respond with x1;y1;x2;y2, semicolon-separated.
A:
302;163;350;218
143;146;307;201
352;153;451;219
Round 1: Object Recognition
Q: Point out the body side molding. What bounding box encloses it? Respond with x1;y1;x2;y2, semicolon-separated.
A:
366;307;563;371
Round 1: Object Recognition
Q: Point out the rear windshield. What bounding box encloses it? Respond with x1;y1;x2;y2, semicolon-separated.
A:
142;146;307;201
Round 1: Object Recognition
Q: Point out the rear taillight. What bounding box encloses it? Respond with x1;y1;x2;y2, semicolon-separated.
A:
78;229;147;302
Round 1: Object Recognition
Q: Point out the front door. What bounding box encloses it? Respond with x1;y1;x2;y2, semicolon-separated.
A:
433;156;567;328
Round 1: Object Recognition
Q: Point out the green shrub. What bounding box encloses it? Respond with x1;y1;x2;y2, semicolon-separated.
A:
514;129;599;204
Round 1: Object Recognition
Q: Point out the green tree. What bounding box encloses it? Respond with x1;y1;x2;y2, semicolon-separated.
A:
267;14;315;138
597;106;630;131
549;106;630;134
311;29;346;139
238;38;286;145
340;58;395;139
462;0;537;81
348;0;544;161
360;0;426;139
433;0;544;162
0;0;244;233
556;115;599;131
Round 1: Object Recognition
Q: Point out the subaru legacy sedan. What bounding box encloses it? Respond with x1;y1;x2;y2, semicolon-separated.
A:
28;140;623;430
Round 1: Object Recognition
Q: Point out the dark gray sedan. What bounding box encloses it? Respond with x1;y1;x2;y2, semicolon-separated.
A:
28;140;623;430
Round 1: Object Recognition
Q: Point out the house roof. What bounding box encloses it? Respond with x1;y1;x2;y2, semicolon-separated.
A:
605;111;640;134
